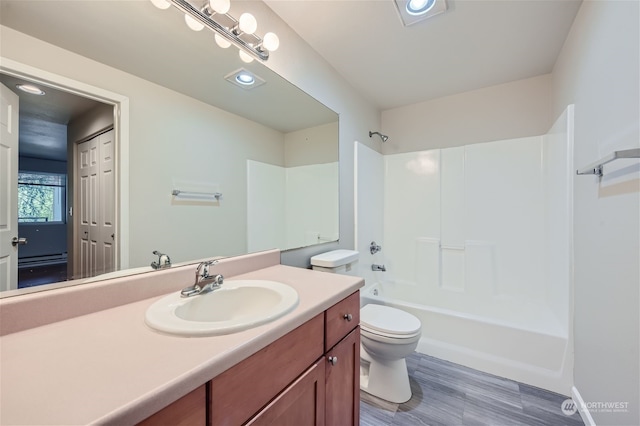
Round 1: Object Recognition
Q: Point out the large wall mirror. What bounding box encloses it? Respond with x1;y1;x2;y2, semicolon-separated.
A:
0;0;339;295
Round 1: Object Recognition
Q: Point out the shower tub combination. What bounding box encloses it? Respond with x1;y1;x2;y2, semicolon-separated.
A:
355;107;574;394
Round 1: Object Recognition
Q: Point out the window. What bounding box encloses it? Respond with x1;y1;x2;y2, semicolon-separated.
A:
18;172;66;224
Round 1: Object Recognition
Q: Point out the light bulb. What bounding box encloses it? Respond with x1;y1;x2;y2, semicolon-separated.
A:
208;0;230;14
215;33;231;48
407;0;435;15
238;13;257;35
235;72;255;85
262;32;279;51
185;14;204;31
150;0;171;9
238;50;254;63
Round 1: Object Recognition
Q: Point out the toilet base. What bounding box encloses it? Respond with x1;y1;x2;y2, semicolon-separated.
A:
360;347;412;404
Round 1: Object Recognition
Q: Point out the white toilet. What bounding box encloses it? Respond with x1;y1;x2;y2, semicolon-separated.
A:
310;249;422;404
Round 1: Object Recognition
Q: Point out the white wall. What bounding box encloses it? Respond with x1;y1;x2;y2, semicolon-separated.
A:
552;1;640;424
284;121;338;167
246;160;286;253
381;74;552;154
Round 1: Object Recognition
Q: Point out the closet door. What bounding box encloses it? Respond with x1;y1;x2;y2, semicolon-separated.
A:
76;129;115;279
98;129;115;274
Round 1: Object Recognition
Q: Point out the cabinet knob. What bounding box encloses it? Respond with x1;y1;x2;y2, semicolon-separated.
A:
328;356;338;366
343;313;353;322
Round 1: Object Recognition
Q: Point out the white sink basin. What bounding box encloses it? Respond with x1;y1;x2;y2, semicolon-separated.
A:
145;280;299;336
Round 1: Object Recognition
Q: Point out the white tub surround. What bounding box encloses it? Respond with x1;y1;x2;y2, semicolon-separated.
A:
0;250;363;425
355;105;574;395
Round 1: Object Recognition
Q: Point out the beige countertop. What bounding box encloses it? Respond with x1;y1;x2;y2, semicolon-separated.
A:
0;257;363;425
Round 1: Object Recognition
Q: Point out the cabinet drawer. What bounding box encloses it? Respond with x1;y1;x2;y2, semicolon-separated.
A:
325;291;359;351
210;314;324;426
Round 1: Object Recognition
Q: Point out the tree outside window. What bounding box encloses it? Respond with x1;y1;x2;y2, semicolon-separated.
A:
18;172;66;223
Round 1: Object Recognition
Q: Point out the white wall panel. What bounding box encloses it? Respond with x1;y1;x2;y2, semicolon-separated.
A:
246;160;285;253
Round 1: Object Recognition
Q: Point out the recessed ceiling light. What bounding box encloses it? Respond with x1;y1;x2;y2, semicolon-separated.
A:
406;0;436;16
394;0;447;26
16;84;45;96
224;68;266;90
235;72;255;86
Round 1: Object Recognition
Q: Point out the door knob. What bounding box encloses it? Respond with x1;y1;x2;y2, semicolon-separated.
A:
328;356;338;365
11;237;27;246
343;313;353;322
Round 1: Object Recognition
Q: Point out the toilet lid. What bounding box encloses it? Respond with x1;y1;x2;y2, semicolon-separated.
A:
360;304;421;336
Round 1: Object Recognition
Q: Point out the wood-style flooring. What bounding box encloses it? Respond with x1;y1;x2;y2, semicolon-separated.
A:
360;352;585;426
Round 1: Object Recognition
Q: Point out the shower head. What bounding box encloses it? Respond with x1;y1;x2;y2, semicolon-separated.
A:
369;131;389;143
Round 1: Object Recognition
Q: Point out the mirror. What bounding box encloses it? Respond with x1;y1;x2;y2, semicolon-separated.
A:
0;0;339;294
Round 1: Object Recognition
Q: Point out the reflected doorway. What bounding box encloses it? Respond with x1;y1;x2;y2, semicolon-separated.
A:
0;72;114;288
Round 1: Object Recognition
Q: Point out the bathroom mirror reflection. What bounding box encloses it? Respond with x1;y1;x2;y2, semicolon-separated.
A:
0;0;339;294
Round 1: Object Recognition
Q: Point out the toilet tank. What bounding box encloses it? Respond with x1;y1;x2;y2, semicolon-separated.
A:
310;249;359;276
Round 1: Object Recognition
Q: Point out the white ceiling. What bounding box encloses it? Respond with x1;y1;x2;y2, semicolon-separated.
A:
265;0;582;110
0;73;104;161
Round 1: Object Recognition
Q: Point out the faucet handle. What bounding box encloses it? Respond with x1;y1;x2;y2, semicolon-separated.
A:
198;260;219;279
151;250;171;269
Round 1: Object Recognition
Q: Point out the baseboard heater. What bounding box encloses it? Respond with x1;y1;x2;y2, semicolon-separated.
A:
18;253;68;268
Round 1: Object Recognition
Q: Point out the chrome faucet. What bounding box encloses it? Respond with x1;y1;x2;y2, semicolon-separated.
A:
151;250;171;269
181;260;224;297
371;264;386;272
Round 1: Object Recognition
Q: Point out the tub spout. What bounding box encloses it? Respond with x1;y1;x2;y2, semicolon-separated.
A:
371;264;386;272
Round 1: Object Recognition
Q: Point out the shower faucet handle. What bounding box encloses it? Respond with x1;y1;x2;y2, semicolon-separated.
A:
370;241;382;255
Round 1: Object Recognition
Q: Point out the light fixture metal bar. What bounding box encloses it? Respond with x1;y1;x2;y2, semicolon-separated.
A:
169;0;269;61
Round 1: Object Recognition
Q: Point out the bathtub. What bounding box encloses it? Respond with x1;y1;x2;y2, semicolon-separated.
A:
361;282;573;395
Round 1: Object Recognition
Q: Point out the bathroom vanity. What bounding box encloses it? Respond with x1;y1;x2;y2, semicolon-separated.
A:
0;250;363;425
140;292;360;425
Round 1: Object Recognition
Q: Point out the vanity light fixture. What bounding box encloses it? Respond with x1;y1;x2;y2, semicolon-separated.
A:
394;0;447;26
16;84;46;96
224;68;266;90
150;0;280;62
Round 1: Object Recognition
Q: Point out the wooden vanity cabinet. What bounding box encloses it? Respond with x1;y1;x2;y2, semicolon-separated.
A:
137;385;207;426
324;292;361;426
247;291;361;426
138;291;360;426
325;327;360;426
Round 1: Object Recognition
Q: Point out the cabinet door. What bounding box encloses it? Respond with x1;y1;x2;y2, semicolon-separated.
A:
210;315;324;425
247;360;326;426
325;327;360;426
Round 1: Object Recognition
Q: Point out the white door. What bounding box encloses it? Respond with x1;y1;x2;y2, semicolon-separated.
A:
98;129;115;273
0;83;19;291
76;129;115;279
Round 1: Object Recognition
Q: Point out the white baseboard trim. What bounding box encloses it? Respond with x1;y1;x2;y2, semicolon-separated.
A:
572;386;596;426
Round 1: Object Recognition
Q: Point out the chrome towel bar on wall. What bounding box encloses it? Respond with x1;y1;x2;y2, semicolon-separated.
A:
576;148;640;177
172;190;222;200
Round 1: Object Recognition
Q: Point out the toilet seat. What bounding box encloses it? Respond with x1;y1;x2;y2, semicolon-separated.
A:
361;304;421;339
